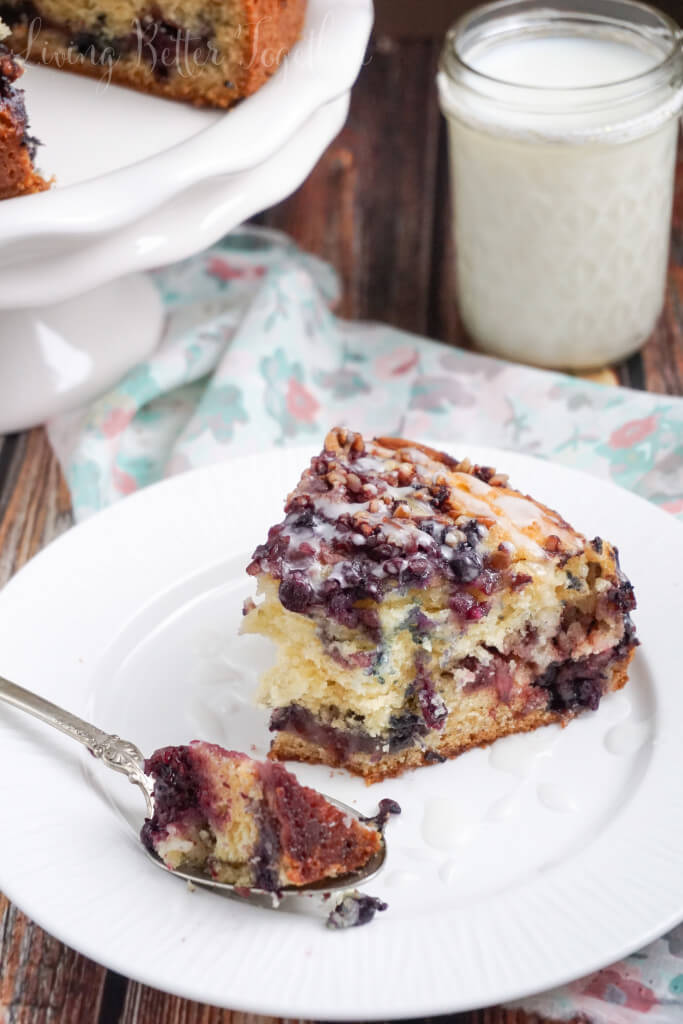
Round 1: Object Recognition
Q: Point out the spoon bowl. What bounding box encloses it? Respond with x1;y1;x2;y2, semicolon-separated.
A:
144;836;387;898
0;674;389;900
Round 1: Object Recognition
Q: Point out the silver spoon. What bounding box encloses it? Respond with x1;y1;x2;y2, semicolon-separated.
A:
0;674;388;898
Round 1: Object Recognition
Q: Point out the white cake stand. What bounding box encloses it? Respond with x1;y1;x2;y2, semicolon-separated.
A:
0;0;372;433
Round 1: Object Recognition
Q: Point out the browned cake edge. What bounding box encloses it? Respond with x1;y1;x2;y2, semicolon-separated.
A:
268;652;633;784
0;48;50;199
0;116;49;198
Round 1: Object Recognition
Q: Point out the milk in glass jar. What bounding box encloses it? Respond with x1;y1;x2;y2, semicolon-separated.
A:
437;0;683;369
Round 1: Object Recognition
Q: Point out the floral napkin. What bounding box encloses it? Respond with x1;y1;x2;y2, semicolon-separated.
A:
47;226;683;1022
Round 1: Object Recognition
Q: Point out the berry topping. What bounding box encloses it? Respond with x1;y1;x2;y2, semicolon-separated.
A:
278;573;314;613
360;798;402;831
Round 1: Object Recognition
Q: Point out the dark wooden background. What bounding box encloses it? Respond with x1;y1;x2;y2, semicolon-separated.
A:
1;24;682;1024
374;0;683;37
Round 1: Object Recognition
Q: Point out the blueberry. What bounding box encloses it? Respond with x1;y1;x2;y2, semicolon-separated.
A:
278;574;314;613
431;486;450;509
357;607;380;634
358;797;402;830
328;591;359;629
609;579;636;612
326;893;388;929
342;561;365;587
463;519;483;543
371;543;396;562
450;546;482;583
535;660;604;712
418;520;445;543
408;556;430;580
289;507;315;530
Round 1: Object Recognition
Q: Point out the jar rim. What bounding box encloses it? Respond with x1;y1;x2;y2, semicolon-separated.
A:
441;0;682;95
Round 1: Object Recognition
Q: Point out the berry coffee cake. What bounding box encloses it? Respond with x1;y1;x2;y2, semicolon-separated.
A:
0;18;48;198
141;741;384;890
0;0;306;108
243;428;638;782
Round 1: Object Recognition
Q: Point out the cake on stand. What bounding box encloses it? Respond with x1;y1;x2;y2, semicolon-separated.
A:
0;0;372;433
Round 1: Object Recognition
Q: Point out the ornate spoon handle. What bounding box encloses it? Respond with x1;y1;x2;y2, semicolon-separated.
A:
0;674;153;816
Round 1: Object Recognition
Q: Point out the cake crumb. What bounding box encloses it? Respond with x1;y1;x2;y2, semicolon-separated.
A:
326;891;388;930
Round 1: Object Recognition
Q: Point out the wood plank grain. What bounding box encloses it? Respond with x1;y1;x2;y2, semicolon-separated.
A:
0;895;108;1024
374;0;472;37
638;135;683;396
263;35;441;333
428;115;468;348
259;143;358;319
639;268;683;396
0;429;71;587
119;984;308;1024
116;999;564;1024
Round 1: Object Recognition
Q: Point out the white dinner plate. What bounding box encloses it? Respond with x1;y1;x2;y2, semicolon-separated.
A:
0;442;681;1018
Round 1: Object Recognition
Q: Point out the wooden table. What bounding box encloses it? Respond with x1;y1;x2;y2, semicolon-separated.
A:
1;34;681;1024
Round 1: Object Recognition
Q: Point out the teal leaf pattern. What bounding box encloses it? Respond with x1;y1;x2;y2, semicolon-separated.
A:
46;224;682;534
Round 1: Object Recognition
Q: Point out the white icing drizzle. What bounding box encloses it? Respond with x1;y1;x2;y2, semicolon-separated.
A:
312;519;340;542
310;460;548;565
457;473;490;495
252;436;588;598
536;782;578;814
604;718;652;756
383;870;421;887
322;499;371;519
448;482;494;519
439;861;464;886
494;494;543;527
489;725;560;777
485;791;521;822
421;797;480;850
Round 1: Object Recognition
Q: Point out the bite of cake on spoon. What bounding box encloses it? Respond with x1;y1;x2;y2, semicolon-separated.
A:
142;740;392;892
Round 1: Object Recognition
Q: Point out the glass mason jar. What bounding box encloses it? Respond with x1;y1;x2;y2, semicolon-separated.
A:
437;0;683;370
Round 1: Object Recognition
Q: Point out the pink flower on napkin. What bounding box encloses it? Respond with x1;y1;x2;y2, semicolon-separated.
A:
374;347;419;379
286;378;319;423
101;408;134;439
112;464;138;496
609;415;657;449
206;257;265;283
579;968;657;1012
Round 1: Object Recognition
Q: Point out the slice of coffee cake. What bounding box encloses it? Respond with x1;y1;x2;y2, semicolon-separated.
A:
0;18;48;198
141;741;383;889
243;429;637;783
0;0;306;108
